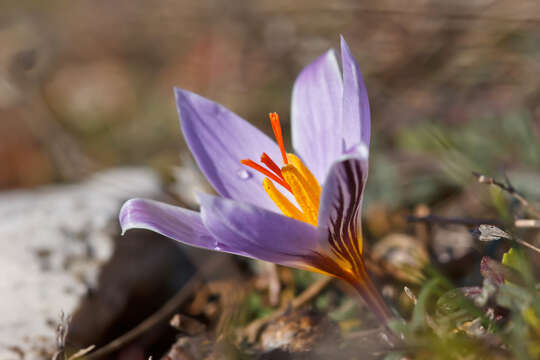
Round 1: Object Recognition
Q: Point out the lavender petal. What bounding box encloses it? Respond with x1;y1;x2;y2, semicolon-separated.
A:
291;49;343;182
340;36;371;152
198;192;319;268
120;198;216;249
317;155;368;258
175;88;283;212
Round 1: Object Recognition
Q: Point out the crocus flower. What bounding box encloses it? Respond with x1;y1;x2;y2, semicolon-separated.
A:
120;36;392;322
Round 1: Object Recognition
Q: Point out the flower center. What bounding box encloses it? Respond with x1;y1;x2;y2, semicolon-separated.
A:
241;113;322;226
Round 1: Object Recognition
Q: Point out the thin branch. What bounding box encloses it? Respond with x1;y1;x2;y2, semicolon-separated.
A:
411;216;540;229
68;345;96;360
84;276;203;359
291;276;333;308
473;172;540;220
265;263;281;307
241;276;332;343
514;219;540;228
515;238;540;254
406;215;502;226
81;257;234;359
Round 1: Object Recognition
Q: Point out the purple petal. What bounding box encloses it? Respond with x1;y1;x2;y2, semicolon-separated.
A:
291;49;343;182
119;198;217;249
175;88;283;211
340;36;371;151
317;155;367;261
198;193;319;268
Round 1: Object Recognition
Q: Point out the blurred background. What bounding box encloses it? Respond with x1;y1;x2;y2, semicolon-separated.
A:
1;0;540;359
2;0;540;194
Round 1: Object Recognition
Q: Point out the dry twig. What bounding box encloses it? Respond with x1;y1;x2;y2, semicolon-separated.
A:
514;238;540;254
169;314;206;335
81;255;233;359
265;263;281;307
406;214;502;226
67;345;96;360
473;172;540;220
514;219;540;228
242;276;333;343
84;277;202;359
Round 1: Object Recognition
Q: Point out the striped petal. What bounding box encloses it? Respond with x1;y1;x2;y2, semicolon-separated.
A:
312;156;392;320
317;155;368;271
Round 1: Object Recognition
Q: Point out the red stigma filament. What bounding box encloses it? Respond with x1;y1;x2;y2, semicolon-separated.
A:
269;112;288;165
260;152;283;179
240;159;291;192
241;112;293;192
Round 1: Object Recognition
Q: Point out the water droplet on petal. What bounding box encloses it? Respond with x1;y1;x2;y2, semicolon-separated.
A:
237;169;252;180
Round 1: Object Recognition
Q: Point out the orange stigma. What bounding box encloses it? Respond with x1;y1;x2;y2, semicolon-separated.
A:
240;112;321;226
240;113;291;192
269;112;288;165
240;159;291;192
260;152;283;179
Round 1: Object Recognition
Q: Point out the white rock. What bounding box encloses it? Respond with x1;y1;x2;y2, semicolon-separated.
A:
0;168;160;360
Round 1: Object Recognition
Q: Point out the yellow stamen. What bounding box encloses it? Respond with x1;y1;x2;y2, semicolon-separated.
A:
286;153;321;204
242;112;323;226
263;178;306;222
281;165;319;226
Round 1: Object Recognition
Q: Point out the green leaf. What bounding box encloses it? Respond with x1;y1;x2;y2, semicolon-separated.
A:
411;278;445;331
490;186;511;222
496;282;533;310
502;248;534;285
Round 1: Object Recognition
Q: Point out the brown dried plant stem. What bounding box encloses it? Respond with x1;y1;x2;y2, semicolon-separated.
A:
82;254;235;359
407;215;502;226
473;172;540;220
242;276;332;343
84;277;203;359
514;238;540;254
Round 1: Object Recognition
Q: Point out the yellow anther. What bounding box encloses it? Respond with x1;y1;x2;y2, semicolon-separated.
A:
286;153;321;203
281;165;319;226
263;178;306;222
